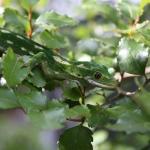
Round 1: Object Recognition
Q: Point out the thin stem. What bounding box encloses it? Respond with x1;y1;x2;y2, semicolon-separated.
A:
76;82;85;104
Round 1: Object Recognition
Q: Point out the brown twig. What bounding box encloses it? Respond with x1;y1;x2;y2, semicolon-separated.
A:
27;7;33;39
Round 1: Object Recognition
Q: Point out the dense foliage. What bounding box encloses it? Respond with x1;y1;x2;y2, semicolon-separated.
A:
0;0;150;149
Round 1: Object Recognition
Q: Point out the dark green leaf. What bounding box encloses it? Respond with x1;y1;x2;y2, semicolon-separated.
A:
87;104;109;127
59;125;93;150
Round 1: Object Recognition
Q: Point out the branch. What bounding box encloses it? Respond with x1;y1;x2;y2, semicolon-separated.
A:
66;118;82;122
27;7;33;39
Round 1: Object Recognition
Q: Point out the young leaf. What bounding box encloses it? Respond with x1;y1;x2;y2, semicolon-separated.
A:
2;48;30;87
59;125;93;150
117;38;149;75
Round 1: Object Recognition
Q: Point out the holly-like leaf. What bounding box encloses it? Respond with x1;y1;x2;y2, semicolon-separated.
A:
35;11;76;29
59;125;93;150
107;99;150;133
87;104;109;127
28;101;67;129
0;88;19;109
117;38;149;75
2;48;30;87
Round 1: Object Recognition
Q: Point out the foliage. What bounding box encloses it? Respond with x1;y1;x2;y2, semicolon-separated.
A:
0;0;150;150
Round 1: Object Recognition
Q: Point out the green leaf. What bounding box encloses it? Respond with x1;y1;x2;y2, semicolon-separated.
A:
65;105;90;118
19;0;39;10
35;11;76;29
87;104;109;127
133;89;150;116
2;48;30;87
117;38;149;75
16;87;47;112
27;68;46;88
4;8;29;32
59;125;93;150
0;88;19;109
107;99;150;133
28;101;67;129
38;30;69;48
63;81;81;101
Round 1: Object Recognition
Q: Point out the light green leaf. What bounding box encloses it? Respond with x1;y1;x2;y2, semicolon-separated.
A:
2;48;30;87
117;38;149;75
59;125;93;150
107;99;150;133
36;11;76;28
0;88;19;109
